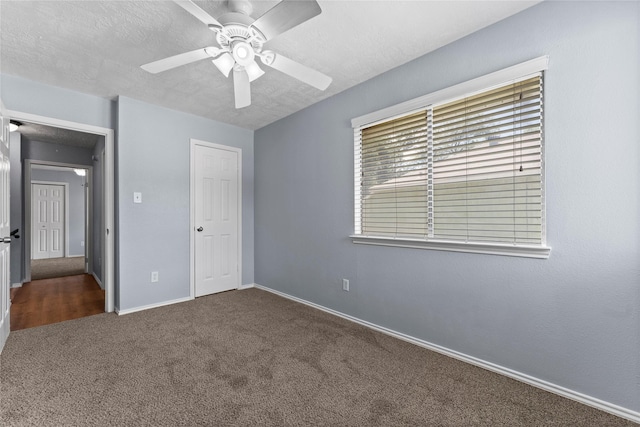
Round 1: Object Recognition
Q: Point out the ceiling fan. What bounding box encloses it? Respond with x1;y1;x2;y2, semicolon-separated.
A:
141;0;332;109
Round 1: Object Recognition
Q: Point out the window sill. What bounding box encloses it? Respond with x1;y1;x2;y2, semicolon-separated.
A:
350;235;551;259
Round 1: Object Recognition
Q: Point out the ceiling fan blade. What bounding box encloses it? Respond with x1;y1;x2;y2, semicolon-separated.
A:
141;48;212;74
250;0;321;41
233;68;251;109
173;0;223;29
262;53;332;90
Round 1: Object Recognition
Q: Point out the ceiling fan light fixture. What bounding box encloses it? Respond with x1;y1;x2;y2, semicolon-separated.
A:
232;41;255;67
258;50;275;67
141;0;332;109
245;61;265;82
212;52;235;77
236;45;249;60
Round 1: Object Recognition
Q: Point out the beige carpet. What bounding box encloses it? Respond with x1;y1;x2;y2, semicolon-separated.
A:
0;288;634;426
30;256;85;280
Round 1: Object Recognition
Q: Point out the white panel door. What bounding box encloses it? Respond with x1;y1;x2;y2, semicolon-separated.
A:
32;184;65;260
0;112;11;350
194;144;239;297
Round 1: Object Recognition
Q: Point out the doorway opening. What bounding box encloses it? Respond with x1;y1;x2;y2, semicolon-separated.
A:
6;111;114;330
29;164;91;280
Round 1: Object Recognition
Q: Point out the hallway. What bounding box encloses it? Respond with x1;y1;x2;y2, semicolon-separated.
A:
10;274;105;331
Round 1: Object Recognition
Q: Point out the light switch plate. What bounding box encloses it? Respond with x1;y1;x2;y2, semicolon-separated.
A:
133;192;142;203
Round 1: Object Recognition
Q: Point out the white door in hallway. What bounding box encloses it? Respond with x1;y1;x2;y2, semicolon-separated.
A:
32;183;65;259
193;143;240;297
0;113;11;350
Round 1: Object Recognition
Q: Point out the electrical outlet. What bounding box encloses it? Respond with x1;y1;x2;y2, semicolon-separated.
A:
80;241;84;247
342;278;349;292
151;271;159;283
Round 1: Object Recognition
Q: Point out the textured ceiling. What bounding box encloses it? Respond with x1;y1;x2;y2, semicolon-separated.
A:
14;122;102;148
0;1;540;130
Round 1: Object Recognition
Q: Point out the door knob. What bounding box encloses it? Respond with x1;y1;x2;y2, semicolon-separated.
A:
197;227;203;232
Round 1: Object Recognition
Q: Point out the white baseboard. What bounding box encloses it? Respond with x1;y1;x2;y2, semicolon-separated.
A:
92;272;103;290
117;285;257;316
116;296;193;316
254;284;640;424
11;282;23;288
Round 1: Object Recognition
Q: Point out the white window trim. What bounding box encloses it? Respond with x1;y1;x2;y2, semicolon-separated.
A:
352;56;549;129
351;56;551;259
350;235;551;259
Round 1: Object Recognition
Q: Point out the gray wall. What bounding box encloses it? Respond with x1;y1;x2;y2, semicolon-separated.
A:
1;74;114;129
254;1;639;413
1;74;256;314
117;96;254;311
31;168;86;257
22;141;94;277
23;140;93;166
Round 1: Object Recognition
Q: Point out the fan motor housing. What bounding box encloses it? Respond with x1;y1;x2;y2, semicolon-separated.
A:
216;22;263;53
218;12;253;27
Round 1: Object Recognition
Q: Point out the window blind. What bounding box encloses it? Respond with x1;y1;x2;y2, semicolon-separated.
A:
432;76;543;244
359;110;430;238
355;74;544;247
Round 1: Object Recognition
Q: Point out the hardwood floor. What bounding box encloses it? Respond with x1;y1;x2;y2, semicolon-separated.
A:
10;274;105;331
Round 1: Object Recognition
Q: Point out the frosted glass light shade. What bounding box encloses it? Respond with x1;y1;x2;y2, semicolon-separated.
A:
245;61;265;82
212;53;235;77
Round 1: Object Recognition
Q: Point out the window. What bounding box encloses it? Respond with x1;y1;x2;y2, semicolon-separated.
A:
352;58;550;258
